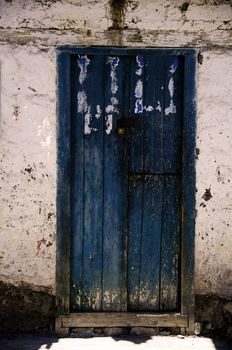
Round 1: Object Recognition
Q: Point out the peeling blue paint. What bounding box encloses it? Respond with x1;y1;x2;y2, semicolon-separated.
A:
112;57;120;69
136;55;144;76
136;55;144;68
107;56;120;96
135;55;144;112
169;57;178;74
107;56;120;70
77;55;91;85
135;99;143;114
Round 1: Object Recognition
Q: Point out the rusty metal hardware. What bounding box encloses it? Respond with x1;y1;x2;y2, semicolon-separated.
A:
117;118;137;136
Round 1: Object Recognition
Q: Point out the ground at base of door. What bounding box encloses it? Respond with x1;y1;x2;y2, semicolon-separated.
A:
0;334;231;350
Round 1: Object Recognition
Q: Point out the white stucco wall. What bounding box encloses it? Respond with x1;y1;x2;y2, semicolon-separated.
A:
0;0;231;298
195;51;232;297
0;46;57;292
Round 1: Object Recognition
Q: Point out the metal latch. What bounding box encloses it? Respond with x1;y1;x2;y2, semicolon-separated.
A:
117;118;137;136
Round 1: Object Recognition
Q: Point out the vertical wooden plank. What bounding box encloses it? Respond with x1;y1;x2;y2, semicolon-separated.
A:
128;176;163;312
127;175;143;311
56;51;71;316
81;55;105;311
163;55;183;174
143;54;164;174
121;58;130;311
129;55;144;173
139;175;163;311
160;176;181;311
127;55;144;311
102;56;127;311
70;54;83;312
181;53;197;334
70;54;105;312
159;54;184;312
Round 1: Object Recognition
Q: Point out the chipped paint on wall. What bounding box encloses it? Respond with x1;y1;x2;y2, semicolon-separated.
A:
0;45;56;290
195;52;232;297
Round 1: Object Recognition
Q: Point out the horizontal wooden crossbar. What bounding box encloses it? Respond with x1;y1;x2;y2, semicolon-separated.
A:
61;312;188;328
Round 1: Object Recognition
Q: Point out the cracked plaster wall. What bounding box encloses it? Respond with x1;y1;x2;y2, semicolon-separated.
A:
0;0;231;298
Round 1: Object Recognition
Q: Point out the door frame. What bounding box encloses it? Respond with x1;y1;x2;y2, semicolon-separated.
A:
55;47;197;334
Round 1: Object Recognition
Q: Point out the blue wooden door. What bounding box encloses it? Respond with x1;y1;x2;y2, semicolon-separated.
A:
70;52;183;312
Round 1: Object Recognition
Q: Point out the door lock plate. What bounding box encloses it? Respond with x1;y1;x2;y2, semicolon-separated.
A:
117;118;137;135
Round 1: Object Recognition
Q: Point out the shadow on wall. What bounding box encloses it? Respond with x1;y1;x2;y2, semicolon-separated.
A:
213;338;232;350
0;281;55;333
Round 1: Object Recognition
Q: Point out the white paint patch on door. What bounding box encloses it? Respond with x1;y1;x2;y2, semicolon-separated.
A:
155;100;162;112
77;90;88;113
84;108;92;135
136;55;144;76
76;55;100;135
95;105;102;119
168;77;174;98
111;96;119;106
135;99;143;114
135;79;143;98
165;75;176;115
165;99;176;116
105;114;113;135
84;106;98;135
105;104;119;114
136;68;143;76
105;56;120;134
107;56;120;95
135;55;144;114
144;105;154;112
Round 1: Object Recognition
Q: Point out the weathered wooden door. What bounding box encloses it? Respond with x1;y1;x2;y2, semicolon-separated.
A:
69;52;183;313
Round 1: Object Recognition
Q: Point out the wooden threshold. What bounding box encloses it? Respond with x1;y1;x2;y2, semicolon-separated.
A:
61;312;189;328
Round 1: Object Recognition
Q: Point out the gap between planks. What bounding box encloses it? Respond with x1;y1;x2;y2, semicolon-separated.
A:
61;312;188;328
